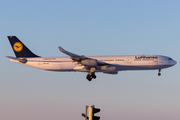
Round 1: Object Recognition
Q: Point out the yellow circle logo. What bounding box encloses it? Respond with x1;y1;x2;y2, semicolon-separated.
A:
13;42;23;52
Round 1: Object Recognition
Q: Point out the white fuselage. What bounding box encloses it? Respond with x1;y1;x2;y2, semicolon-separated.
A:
10;55;177;73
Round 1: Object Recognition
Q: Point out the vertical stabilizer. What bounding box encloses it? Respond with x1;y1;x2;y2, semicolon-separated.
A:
8;36;40;58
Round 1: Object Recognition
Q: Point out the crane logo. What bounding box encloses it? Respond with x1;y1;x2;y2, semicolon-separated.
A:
13;42;23;52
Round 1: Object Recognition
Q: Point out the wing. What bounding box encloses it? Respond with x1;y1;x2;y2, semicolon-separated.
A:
58;46;109;66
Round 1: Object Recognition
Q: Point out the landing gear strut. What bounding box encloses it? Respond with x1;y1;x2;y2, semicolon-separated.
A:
158;69;161;76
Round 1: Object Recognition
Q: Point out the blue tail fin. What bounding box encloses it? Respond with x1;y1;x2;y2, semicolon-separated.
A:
8;36;40;58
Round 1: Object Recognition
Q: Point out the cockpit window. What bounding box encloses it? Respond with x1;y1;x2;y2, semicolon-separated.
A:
168;58;173;60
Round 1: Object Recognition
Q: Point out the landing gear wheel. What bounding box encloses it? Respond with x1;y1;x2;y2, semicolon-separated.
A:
158;69;161;76
91;73;96;79
158;73;161;76
86;75;92;81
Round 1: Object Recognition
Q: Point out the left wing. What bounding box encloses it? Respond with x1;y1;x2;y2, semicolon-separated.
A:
58;46;109;66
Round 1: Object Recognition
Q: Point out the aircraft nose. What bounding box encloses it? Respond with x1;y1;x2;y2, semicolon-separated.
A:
173;60;177;65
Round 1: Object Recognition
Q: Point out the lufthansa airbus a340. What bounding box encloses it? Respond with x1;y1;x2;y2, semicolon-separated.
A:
7;36;177;81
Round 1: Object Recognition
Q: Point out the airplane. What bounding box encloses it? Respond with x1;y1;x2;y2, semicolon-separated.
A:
6;36;177;81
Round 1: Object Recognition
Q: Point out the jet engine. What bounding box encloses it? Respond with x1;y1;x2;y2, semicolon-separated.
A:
81;59;97;66
101;65;116;71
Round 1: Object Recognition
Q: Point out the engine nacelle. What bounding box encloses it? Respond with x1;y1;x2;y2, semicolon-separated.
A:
81;59;97;66
73;66;88;72
101;65;116;71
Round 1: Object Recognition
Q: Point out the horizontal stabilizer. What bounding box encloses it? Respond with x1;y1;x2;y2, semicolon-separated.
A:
6;56;27;63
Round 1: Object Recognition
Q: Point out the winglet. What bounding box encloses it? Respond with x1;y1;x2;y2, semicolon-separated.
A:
58;46;71;56
58;46;66;52
58;46;86;60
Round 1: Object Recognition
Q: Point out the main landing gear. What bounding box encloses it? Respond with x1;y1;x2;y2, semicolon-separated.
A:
86;67;97;81
86;72;97;81
158;69;161;76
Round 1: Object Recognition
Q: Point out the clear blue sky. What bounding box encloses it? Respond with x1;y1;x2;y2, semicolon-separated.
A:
0;0;180;120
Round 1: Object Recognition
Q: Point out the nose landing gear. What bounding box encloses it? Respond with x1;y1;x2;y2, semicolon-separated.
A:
158;69;161;76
